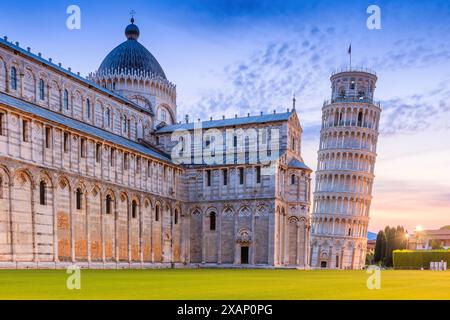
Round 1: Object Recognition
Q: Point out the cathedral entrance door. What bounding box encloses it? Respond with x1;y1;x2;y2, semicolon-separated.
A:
241;246;249;264
320;261;327;268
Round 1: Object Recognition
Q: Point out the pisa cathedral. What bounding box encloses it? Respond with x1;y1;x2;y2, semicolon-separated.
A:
0;19;380;270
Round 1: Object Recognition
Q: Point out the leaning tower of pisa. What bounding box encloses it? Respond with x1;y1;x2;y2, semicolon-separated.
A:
310;67;381;269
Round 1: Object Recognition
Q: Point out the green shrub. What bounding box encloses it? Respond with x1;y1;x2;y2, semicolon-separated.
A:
393;250;450;269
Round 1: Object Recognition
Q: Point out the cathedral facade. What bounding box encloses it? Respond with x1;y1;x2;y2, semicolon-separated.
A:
0;19;312;269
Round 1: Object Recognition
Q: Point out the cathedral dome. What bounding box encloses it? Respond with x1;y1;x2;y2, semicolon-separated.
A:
97;18;167;80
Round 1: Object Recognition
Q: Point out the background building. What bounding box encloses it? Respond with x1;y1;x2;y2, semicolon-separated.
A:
408;226;450;250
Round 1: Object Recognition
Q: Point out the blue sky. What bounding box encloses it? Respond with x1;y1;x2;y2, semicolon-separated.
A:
1;0;449;232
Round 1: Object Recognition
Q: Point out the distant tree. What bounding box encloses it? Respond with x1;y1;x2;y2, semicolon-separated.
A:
374;231;387;263
430;239;443;250
384;226;397;267
395;226;407;250
366;251;374;266
374;225;407;267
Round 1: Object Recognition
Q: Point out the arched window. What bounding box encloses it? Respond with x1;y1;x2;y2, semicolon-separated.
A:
63;89;69;109
256;166;261;184
39;79;45;100
106;195;112;214
155;205;160;221
348;228;352;236
0;112;4;136
350;78;356;90
161;109;167;122
0;176;3;199
86;98;91;119
291;174;296;185
76;188;83;210
10;67;17;90
132;200;137;219
39;181;46;205
123;116;128;133
105;109;111;127
210;212;216;231
174;209;178;225
110;148;115;167
239;168;245;185
334;112;339;126
123;153;129;170
95;143;101;163
357;111;363;127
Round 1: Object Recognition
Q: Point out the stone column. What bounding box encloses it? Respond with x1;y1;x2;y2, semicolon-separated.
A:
5;68;9;93
139;198;144;264
283;212;289;265
250;207;256;265
150;204;154;263
304;225;309;267
296;223;301;266
268;206;275;266
30;180;38;263
201;210;205;264
19;72;24;98
115;205;119;263
128;201;131;263
34;78;38;103
328;247;332;268
217;206;222;264
284;215;289;265
8;181;15;262
351;247;356;270
234;242;240;265
86;191;91;263
52;184;58;263
316;246;321;268
233;208;238;265
47;85;51;108
101;192;106;263
70;186;75;263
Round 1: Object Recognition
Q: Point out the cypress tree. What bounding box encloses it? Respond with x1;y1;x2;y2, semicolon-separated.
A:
374;230;386;263
385;227;397;267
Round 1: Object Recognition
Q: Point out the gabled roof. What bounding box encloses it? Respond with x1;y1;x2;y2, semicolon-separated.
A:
156;111;295;133
0;93;171;163
288;158;311;171
0;37;152;115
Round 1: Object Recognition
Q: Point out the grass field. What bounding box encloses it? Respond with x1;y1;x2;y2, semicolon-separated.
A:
0;269;449;300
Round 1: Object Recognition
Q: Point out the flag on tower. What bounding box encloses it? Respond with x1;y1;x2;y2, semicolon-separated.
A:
348;43;352;69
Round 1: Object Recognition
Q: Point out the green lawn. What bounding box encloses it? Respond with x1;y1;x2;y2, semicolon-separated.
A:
0;269;449;300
